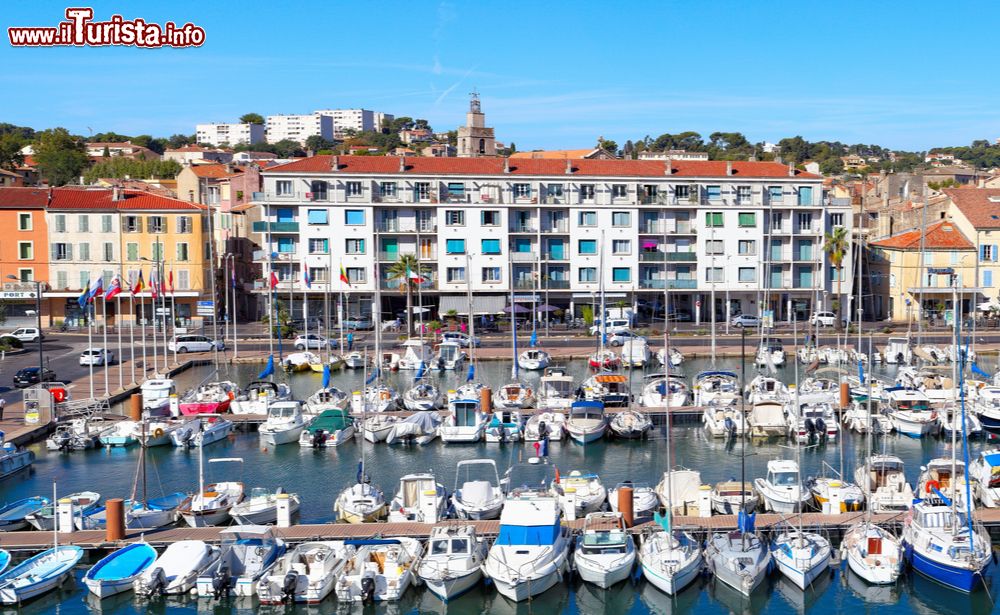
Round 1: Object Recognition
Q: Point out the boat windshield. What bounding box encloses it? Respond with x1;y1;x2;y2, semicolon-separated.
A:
250;487;269;499
771;471;798;487
453;402;479;426
432;538;469;554
505;463;556;495
582;530;626;548
897;399;929;412
145;388;170;400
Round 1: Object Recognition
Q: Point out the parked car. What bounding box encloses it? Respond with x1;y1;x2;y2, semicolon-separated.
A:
440;331;481;348
294;334;335;350
809;311;846;327
79;348;115;366
340;317;373;331
7;327;42;343
607;330;644;347
168;335;224;353
730;314;761;328
13;366;56;388
589;318;631;336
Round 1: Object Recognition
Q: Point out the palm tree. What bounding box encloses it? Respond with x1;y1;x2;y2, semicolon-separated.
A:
823;226;850;331
386;254;430;338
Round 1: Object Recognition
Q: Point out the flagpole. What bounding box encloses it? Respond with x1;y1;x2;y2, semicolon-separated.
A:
139;283;147;380
160;261;168;369
150;272;158;375
170;268;177;367
87;298;94;399
116;291;123;390
101;293;109;394
128;286;135;384
231;258;238;360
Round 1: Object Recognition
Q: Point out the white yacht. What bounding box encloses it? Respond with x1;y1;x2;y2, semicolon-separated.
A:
555;471;607;518
702;403;746;438
640;374;690;408
230;381;291;415
433;341;466;370
755;459;810;514
451;459;504;520
787;398;838;442
439;397;488;443
970;449;1000;507
334;479;387;524
304;387;350;414
608;482;659;520
416;525;488;601
655;469;704;516
841;522;903;585
915;458;975;509
854;455;913;514
886;388;936;437
485;409;523;443
397;340;433;370
257;541;354;605
387;473;448;523
258;401;308;446
537;367;576;410
335;537;424;602
748;400;788;438
693;370;740;406
574;512;636;589
493;382;535;410
524;411;567;441
745;375;789;404
140;378;175;417
361;413;398;444
565;400;608;444
610;409;653;439
518;348;551;371
195;525;285;598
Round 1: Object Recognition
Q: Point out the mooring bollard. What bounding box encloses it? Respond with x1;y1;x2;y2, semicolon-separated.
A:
105;498;125;541
129;393;142;421
57;498;75;534
618;486;634;528
829;480;843;516
276;493;291;527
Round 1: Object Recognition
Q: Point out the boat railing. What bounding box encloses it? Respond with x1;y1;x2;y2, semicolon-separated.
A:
57;397;112;420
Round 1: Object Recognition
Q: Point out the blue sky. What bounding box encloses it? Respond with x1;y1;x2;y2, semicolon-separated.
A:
2;1;998;151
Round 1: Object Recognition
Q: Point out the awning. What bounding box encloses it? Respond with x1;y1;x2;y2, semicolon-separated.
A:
438;294;506;315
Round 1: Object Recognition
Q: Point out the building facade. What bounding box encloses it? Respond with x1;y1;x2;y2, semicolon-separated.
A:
0;189;49;325
314;109;393;139
195;123;265;147
456;93;496;158
265;114;334;145
250;155;851;324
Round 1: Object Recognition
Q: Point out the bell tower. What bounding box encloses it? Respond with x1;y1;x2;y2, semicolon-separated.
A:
457;90;496;157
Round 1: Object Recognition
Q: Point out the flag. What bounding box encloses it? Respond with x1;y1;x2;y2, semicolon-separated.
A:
530;331;538;348
406;266;424;282
972;362;990;379
149;270;158;299
258;355;275;378
85;276;104;305
168;271;174;295
269;271;279;290
104;276;122;301
231;267;237;289
303;268;311;289
339;265;351;287
77;279;91;309
130;270;145;295
858;360;865;384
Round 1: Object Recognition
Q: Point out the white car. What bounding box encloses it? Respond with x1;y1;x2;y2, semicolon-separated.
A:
294;334;334;350
80;348;115;366
440;331;481;348
809;311;844;327
7;327;42;343
168;335;224;353
590;319;631;336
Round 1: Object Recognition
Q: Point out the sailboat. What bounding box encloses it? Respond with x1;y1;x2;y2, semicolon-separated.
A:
177;432;244;527
335;360;387;523
495;281;535;410
588;231;620;371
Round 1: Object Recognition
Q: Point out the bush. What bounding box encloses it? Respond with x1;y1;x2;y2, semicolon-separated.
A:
881;326;893;334
0;335;22;350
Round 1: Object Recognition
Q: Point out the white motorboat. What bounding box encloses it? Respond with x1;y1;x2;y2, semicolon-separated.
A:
844;399;893;434
230;381;291;415
304;387;350;414
566;400;608;444
230;488;300;525
973;385;1000;432
27;491;100;531
854;455;914;514
402;381;442;411
655;469;703;516
259;401;309;446
694;370;740;406
588;349;621;370
387;473;448;522
881;337;912;365
195;525;285;598
171;415;233;447
656;347;684;367
343;351;370;370
971;449;1000;507
136;417;193;447
452;459;504;520
140;378;175;417
537;367;576;410
787;398;838;442
385;411;441;445
580;373;631;407
361;413;398;444
640;521;703;596
524;411;567;441
745;375;789;404
518;348;551;371
610;408;653;439
99;420;138;447
575;512;636;589
886;387;937;437
710;481;759;515
937;406;983;439
483;496;570;602
450;381;487;404
0;545;84;605
416;525;488;601
620;338;650;368
433;341;466;370
362;385;398;413
903;502;992;592
335;537;424;602
754;459;811;514
178;455;244;528
809;477;865;513
748;400;788;437
282;351;319;372
608;482;659;520
841;522;903;585
397;339;433;370
640;374;690;408
134;540;220;596
335;477;387;524
915;458;975;509
555;471;607;519
485;409;523;443
755;341;786;368
299;409;355;447
494;381;535;410
771;530;831;590
702;403;746;438
257;541;354;605
439;397;488;443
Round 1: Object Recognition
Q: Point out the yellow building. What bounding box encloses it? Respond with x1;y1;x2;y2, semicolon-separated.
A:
870;219;979;322
942;188;1000;308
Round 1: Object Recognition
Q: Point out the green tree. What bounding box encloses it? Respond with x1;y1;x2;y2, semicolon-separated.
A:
305;135;335;152
0;134;25;170
596;137;618;154
385;254;430;338
824;226;850;331
82;157;182;184
239;113;265;125
269;139;306;158
167;133;193;149
34;128;89;186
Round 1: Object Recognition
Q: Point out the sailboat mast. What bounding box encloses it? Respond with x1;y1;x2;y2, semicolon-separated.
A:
510;252;517;380
465;253;477;367
599;230;607;354
793;315;803;537
950;277;958;519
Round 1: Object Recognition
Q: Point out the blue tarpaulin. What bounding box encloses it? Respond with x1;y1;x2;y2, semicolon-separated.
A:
258;355;274;379
495;523;560;546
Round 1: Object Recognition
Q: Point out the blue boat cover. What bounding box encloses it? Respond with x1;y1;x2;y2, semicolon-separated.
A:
984;453;1000;467
496;523;559;546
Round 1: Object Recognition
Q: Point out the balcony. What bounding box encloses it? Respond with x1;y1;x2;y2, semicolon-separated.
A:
514;279;536;290
544;252;568;261
641;223;665;234
252;221;299;233
510;252;537;262
639;279;665;289
640;251;696;262
443;193;470;204
510;223;537;233
667;279;697;290
381;279;437;290
675;224;695;234
542;223;569;233
544;280;570;289
542;195;564;205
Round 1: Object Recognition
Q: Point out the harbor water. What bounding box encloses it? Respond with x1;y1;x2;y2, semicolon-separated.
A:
4;355;1000;613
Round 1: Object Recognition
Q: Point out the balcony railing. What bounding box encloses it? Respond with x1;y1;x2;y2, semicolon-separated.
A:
666;252;698;262
510;252;537;262
542;223;569;233
639;252;668;262
377;221;400;232
675;224;695;234
667;279;697;289
544;252;568;261
514;279;536;290
639;279;665;289
510;223;537;233
545;280;570;289
542;195;564;205
252;221;299;233
381;279;437;290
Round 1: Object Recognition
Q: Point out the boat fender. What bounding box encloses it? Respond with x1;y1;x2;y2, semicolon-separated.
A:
282;572;298;602
925;480;940;494
153;428;165;439
227;391;235;400
380;391;390;401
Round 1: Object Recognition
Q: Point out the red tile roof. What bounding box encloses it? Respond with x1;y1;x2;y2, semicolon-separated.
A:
870;220;974;250
944;188;1000;228
0;187;203;211
264;155;819;179
188;164;234;178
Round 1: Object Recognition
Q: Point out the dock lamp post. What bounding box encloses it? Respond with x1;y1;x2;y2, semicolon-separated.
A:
8;275;44;376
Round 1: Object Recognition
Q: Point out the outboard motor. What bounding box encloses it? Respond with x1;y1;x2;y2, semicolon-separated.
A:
815;418;827;437
360;575;376;603
312;430;325;447
804;418;816;435
212;565;231;599
724;416;736;435
281;571;298;603
538;421;548;440
147;567;167;595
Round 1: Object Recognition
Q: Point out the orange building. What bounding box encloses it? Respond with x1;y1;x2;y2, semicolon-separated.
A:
0;188;50;325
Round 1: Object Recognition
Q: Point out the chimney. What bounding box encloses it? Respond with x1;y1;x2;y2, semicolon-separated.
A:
503;157;510;174
399;156;406;173
565;159;572;175
774;155;783;165
726;161;733;176
665;159;672;175
788;163;796;177
331;155;340;171
111;186;121;202
47;187;53;206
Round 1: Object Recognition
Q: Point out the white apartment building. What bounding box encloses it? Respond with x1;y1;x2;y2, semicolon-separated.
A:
265;114;334;145
314;109;394;139
251;156;851;323
196;123;265;147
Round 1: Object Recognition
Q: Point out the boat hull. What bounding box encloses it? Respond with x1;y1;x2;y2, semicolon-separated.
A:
641;556;701;595
423;568;482;602
178;399;231;415
491;559;566;602
180;507;232;528
260;425;305;446
906;543;986;592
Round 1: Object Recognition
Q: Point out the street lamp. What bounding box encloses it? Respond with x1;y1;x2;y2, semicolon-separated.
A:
7;275;44;378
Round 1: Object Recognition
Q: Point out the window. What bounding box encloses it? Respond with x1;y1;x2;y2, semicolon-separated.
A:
513;183;531;199
17;241;32;260
171;216;189;234
798;239;813;261
379;182;397;198
446;267;465;283
345;267;365;284
674;185;690;200
612;211;631;227
797;212;813;230
706;185;721;201
309;180;328;201
171;270;187;290
768;186;783;202
738;212;756;227
309;238;329;254
738;267;756;282
151;242;163;261
147;216;165;233
17;269;32;282
415;182;431;200
612;184;627;199
446;239;466;254
309;267;328;283
578;211;597;227
736;186;751;203
206;186;220;205
481;267;502;282
445;210;465;226
126;242;138;261
984;270;994;287
54;214;66;233
122;215;140;233
53;243;71;260
578;239;597;255
981;245;996;262
275;180;293;196
705;212;724;228
346;238;365;254
738;240;756;255
345;210;365;225
56;271;67;289
771;211;784;231
706;267;724;282
705;240;724;255
545;184;563;201
175;243;189;261
78;242;90;262
798;186;814;206
99;214;112;233
481;239;501;255
580;184;595;201
612;240;631;254
830;213;844;227
447;182;465;201
579;267;597;282
612;267;630;282
79;271;88;289
103;242;114;262
17;213;31;230
481;210;500;226
346;181;363;197
307;209;329;225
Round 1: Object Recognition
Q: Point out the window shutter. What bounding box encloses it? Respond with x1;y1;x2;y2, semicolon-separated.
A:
66;244;73;260
993;245;998;262
50;244;58;261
